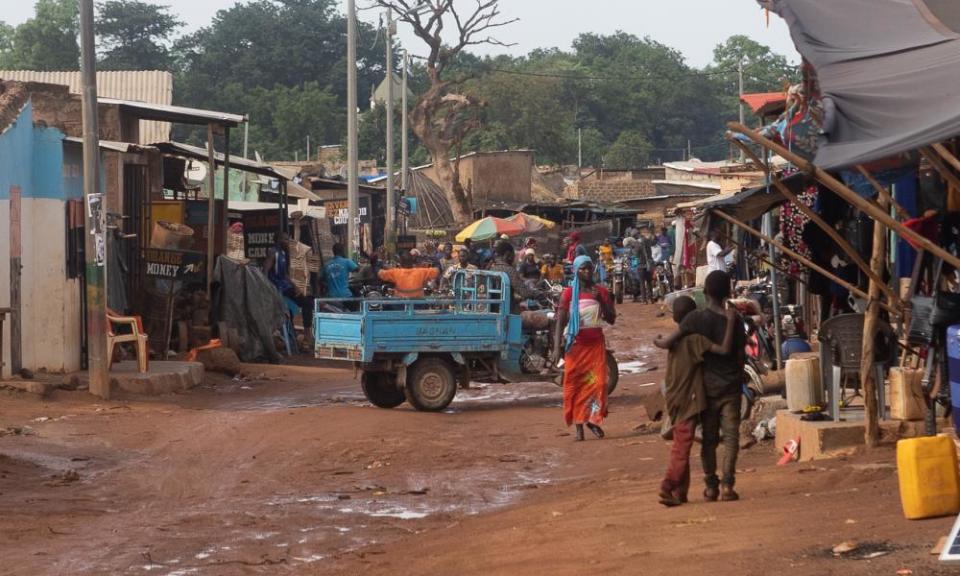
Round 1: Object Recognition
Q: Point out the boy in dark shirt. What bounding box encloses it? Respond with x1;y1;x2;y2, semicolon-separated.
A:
654;295;736;507
676;270;746;501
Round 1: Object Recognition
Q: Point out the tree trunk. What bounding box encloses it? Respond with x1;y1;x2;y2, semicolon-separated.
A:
409;84;474;224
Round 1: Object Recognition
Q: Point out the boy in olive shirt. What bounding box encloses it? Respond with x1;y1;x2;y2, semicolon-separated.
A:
654;294;736;507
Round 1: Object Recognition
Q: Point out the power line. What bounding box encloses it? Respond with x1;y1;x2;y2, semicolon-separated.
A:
488;66;739;82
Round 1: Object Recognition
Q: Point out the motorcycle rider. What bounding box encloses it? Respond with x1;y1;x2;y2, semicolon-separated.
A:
489;241;535;315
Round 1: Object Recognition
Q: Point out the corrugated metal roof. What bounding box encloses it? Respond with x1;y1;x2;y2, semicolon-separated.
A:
63;136;152;154
0;70;173;144
102;98;244;127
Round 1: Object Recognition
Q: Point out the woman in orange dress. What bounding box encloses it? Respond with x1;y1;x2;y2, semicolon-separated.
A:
553;255;616;441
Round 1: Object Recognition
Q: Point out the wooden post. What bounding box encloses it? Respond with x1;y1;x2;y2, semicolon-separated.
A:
711;209;900;316
206;124;216;299
860;184;890;448
728;138;900;306
855;166;910;220
9;186;21;375
920;146;960;197
222;127;230;255
728;122;960;272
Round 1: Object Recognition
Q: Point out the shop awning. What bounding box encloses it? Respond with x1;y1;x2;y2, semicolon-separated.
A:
761;0;960;169
153;141;290;180
740;92;787;118
678;171;807;222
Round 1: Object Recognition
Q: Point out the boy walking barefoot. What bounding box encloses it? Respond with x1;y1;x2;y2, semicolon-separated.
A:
654;296;736;507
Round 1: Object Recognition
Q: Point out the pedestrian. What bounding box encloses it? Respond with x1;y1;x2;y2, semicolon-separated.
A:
441;246;477;290
706;228;734;273
518;250;542;282
265;233;315;343
553;255;616;441
653;296;736;507
675;270;746;501
565;231;587;263
518;237;537;261
378;250;439;299
323;242;359;301
489;241;534;315
540;253;565;283
633;230;653;303
438;242;455;273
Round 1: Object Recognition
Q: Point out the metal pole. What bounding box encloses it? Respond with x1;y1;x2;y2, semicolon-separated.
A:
80;0;109;399
764;148;783;370
577;127;582;175
347;0;360;258
222;127;230;254
206;124;216;299
738;59;746;162
401;49;409;193
385;9;396;256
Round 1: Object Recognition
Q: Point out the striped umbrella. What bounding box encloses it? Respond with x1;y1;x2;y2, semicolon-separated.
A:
507;212;557;233
455;216;526;242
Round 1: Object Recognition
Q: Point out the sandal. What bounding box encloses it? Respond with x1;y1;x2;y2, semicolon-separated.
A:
586;423;605;439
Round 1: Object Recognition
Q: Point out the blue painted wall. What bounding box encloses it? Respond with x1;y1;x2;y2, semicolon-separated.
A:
0;101;35;201
32;126;67;199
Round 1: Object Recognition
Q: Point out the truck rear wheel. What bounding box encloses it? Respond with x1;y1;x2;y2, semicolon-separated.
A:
405;357;457;412
361;371;405;409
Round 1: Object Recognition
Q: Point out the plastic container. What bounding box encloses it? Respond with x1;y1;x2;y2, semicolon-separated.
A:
897;435;960;520
890;367;925;421
785;353;822;412
948;325;960;434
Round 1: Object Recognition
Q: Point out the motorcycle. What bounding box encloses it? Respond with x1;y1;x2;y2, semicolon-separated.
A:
611;256;627;304
650;262;672;302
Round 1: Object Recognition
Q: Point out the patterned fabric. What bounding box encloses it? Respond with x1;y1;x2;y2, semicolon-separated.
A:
562;337;608;426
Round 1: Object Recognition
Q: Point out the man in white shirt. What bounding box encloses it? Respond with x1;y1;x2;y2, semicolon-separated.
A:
706;229;734;273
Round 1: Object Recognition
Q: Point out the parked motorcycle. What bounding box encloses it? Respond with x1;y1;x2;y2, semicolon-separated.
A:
611;256;627;304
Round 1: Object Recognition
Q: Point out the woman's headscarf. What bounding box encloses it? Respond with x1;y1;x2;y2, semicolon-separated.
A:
566;254;593;352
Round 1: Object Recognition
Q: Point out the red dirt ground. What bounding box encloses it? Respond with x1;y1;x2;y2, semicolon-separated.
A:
0;302;955;575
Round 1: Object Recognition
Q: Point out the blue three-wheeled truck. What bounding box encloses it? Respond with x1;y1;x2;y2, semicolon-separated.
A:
313;270;619;412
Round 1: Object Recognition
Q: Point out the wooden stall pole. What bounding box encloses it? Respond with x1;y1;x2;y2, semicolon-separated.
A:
855;166;909;221
728;122;960;272
860;184;890;448
728;137;900;307
711;209;900;316
206;124;216;300
222;127;230;254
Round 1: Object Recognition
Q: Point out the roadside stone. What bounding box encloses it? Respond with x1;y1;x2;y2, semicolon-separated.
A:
6;380;57;397
197;347;242;376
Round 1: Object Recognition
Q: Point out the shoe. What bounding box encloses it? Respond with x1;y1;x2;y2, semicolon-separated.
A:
703;486;719;502
720;485;739;502
658;490;683;507
586;423;605;439
575;425;585;442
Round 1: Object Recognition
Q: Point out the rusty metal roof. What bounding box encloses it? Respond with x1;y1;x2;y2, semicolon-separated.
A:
0;70;173;144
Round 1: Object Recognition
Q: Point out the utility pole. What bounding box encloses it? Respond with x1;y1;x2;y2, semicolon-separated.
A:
577;127;582;176
687;139;692;161
80;0;109;399
401;50;409;193
306;135;311;163
738;58;746;162
346;0;360;258
384;8;396;255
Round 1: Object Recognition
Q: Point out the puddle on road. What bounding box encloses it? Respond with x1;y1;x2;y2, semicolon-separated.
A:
618;361;649;374
453;382;562;407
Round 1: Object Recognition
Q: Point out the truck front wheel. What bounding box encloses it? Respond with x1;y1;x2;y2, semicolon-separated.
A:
405;358;457;412
361;371;406;409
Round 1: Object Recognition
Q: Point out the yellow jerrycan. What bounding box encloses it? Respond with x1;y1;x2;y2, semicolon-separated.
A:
897;435;960;520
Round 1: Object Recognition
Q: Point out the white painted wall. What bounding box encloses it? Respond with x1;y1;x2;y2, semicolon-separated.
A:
18;198;82;373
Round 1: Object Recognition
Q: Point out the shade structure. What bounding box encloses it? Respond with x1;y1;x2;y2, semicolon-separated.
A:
506;212;557;233
455;216;526;242
760;0;960;170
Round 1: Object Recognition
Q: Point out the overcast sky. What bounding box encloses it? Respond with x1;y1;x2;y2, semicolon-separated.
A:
4;0;798;68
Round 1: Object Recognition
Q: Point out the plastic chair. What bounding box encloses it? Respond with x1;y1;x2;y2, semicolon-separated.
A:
818;313;896;421
106;310;149;373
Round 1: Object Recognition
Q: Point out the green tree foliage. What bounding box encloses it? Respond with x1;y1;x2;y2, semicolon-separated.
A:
710;34;799;126
1;0;80;70
605;130;652;169
96;0;183;71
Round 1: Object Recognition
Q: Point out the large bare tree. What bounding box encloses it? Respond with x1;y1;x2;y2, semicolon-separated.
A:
371;0;517;223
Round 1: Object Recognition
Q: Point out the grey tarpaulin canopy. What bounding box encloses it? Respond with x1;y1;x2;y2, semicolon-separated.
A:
761;0;960;170
678;172;806;223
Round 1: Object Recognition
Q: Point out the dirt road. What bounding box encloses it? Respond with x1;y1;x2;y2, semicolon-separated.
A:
0;302;954;575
